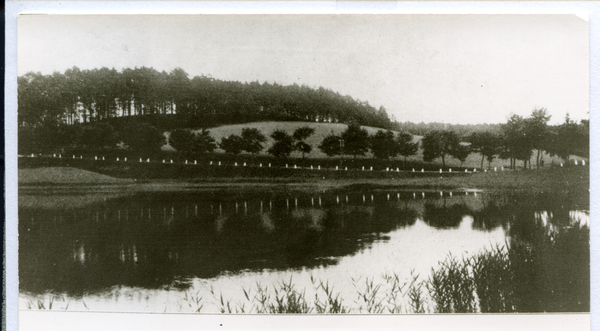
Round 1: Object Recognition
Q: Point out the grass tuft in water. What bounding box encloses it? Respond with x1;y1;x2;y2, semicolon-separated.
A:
182;290;204;313
427;254;476;313
407;271;427;313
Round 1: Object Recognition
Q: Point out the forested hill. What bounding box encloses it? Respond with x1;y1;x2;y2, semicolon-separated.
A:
18;66;393;130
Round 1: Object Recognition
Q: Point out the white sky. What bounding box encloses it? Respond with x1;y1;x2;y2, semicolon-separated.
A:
18;14;588;125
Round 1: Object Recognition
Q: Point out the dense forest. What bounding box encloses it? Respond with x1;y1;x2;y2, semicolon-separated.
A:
18;66;393;130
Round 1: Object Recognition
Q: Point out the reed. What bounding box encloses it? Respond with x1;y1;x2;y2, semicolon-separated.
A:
427;254;476;313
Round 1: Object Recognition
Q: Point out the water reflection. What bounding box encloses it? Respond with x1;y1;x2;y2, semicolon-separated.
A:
19;189;588;305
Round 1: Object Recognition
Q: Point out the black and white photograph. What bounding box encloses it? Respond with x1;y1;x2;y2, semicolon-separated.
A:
9;6;593;330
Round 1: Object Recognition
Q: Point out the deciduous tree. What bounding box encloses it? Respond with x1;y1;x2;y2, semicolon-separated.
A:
268;130;295;158
370;130;397;159
118;122;165;153
341;123;370;160
422;130;460;168
293;126;315;159
241;128;267;155
468;132;502;169
451;144;471;168
193;129;217;154
169;128;195;154
219;134;245;155
525;108;551;169
319;134;343;157
502;114;532;169
396;132;419;164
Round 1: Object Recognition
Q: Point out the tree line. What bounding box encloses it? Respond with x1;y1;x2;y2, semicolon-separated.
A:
419;109;588;169
18;66;392;130
166;123;421;163
393;121;502;137
207;109;587;169
19;108;588;170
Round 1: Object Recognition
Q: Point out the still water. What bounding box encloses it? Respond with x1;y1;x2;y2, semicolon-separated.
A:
19;187;589;313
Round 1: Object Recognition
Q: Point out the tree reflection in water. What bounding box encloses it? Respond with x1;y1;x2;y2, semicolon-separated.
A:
19;188;588;311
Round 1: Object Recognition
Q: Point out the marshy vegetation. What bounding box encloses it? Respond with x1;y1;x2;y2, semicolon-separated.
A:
185;220;588;314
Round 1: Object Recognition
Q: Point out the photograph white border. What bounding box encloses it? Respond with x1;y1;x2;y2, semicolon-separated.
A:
5;2;598;330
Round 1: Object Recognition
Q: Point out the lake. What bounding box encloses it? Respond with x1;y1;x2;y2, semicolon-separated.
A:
18;186;590;313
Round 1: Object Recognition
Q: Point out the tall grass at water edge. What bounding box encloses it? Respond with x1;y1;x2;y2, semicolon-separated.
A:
199;220;588;314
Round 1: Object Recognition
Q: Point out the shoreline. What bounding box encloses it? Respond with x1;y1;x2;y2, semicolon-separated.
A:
19;166;589;194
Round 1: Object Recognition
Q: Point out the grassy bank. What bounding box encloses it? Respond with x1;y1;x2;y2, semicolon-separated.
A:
18;167;134;185
19;160;588;194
